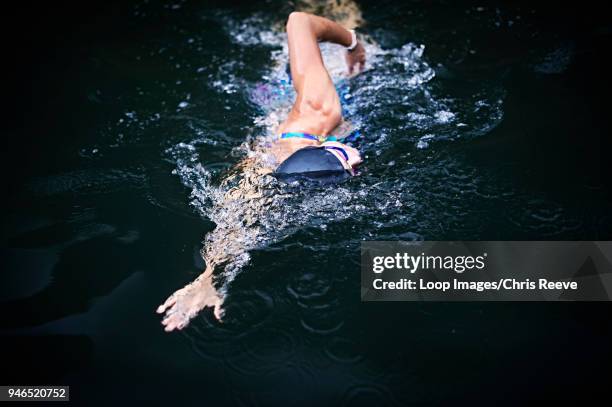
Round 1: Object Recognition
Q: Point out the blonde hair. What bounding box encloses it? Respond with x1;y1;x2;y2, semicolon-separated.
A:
291;0;363;28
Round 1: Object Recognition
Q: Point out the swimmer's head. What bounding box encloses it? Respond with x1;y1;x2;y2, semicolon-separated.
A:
274;146;352;184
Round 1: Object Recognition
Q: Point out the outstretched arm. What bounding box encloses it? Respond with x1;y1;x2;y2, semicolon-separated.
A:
157;161;268;332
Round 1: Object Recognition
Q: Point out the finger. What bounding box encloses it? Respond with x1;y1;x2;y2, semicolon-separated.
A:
156;294;176;313
213;299;224;321
359;61;365;72
162;320;170;328
162;313;175;325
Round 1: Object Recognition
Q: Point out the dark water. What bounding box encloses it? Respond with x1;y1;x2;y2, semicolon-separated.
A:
2;0;612;405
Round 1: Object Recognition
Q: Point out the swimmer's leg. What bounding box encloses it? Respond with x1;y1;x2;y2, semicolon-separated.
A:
156;265;224;332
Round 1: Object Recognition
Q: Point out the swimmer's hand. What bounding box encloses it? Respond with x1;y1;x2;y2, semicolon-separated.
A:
156;271;224;332
345;41;366;76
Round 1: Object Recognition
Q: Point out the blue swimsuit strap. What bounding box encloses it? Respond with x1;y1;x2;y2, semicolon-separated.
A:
280;132;342;142
280;132;319;141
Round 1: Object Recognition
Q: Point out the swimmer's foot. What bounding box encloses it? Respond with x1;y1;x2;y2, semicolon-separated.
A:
156;273;224;332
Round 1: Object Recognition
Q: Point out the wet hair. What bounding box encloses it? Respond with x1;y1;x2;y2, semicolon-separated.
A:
274;146;351;184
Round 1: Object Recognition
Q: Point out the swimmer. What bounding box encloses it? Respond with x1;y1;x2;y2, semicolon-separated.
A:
157;10;366;331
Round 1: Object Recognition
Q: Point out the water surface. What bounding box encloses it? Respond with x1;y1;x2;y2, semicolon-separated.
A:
1;0;612;405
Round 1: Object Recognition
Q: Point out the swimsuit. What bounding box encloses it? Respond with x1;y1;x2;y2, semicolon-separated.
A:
280;130;362;144
280;131;340;143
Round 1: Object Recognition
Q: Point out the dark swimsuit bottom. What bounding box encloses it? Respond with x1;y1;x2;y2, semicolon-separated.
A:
274;132;353;184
